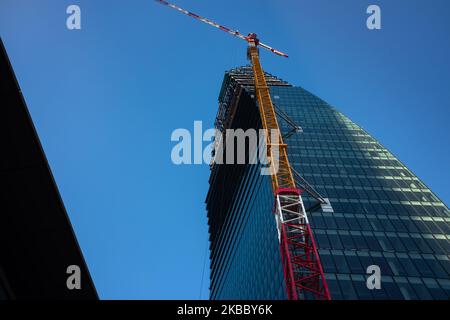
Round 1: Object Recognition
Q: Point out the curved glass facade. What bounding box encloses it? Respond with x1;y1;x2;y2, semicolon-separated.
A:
206;67;450;300
272;86;450;299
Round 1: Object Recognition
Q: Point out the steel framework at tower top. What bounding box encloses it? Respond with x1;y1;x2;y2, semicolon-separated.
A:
155;0;331;300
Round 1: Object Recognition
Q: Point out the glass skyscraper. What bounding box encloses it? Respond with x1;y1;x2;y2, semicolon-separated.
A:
206;66;450;300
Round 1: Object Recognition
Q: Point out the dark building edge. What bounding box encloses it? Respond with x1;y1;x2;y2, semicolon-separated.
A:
0;37;98;299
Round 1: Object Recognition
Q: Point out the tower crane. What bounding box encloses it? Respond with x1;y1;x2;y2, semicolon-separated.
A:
155;0;331;300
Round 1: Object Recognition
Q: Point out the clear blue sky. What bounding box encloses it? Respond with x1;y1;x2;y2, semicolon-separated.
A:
1;0;449;299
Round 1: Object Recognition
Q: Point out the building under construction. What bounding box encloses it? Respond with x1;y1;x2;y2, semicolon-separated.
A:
153;0;450;300
206;66;450;300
